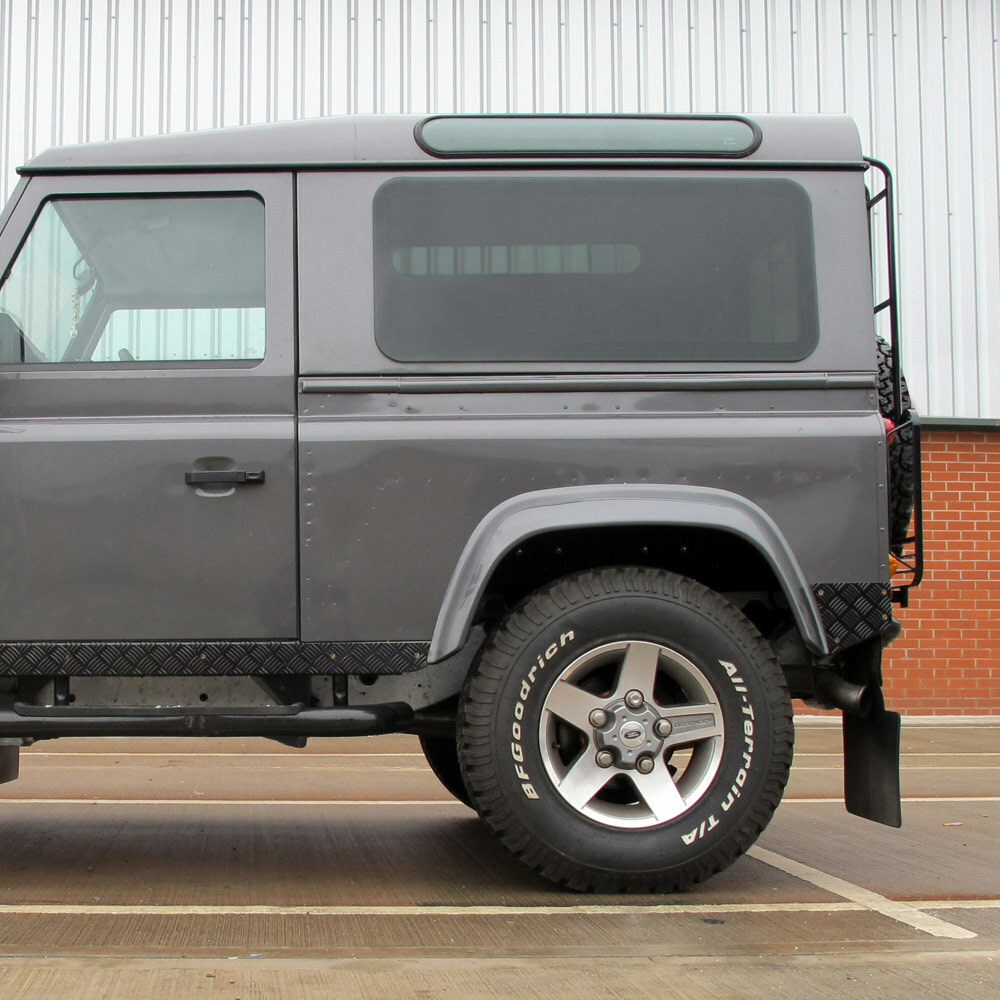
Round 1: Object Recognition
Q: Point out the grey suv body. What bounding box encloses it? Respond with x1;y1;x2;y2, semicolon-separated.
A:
0;114;920;891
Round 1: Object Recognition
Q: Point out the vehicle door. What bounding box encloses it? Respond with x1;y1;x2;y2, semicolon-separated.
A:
0;173;297;641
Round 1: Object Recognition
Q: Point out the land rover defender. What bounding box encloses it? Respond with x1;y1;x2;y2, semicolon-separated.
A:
0;114;920;892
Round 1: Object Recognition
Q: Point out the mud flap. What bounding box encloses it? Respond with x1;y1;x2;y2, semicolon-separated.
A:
0;744;18;785
839;635;902;828
843;708;902;827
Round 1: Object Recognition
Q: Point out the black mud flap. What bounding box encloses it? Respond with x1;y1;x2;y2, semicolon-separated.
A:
843;708;902;827
0;744;18;785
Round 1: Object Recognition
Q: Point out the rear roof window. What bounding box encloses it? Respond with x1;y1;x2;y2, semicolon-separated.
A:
416;116;761;159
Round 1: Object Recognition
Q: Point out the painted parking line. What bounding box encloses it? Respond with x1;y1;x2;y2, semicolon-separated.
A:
23;749;1000;760
795;765;1000;771
3;795;998;805
796;722;1000;729
23;752;426;758
796;753;1000;758
782;796;1000;804
747;846;978;940
0;901;865;918
22;753;1000;771
0;898;994;919
910;899;1000;910
0;798;469;806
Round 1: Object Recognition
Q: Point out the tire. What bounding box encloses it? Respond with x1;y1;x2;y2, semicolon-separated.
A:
876;337;915;555
419;734;473;808
458;567;793;893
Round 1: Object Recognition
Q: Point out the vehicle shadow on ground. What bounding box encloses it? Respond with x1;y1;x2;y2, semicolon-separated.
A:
0;807;797;906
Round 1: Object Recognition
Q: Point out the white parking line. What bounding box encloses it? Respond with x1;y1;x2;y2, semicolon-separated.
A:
910;899;1000;910
23;752;425;758
23;750;1000;760
2;795;998;805
747;846;978;940
22;753;1000;772
0;898;993;919
797;721;1000;728
782;796;1000;804
0;798;469;805
796;753;1000;758
796;765;1000;771
0;901;864;918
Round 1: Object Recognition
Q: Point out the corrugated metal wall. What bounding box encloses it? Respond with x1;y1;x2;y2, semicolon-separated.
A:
0;0;996;417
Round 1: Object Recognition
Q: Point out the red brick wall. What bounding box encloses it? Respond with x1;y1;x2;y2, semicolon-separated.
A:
882;428;1000;715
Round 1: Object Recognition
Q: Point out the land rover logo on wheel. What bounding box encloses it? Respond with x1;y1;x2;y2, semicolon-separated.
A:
622;725;643;743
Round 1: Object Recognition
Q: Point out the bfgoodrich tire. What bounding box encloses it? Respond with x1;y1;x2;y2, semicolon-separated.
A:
458;567;793;893
419;734;473;808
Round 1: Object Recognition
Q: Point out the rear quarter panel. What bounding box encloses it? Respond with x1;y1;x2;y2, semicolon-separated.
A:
295;166;885;642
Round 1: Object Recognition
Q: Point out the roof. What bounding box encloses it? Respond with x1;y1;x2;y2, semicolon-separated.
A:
20;113;864;174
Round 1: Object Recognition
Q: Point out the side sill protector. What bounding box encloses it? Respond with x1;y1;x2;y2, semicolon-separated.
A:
0;641;431;677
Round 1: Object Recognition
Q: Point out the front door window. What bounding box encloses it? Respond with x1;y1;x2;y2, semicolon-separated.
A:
0;195;265;365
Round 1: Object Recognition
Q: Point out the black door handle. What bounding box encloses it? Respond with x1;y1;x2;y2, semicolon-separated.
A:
185;469;266;486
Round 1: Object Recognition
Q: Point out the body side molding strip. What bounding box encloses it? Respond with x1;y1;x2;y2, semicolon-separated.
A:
299;372;875;394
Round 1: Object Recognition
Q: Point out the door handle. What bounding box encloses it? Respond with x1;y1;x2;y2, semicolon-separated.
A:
185;469;266;486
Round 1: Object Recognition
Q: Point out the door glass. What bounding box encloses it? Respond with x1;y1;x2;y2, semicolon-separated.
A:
0;195;265;364
93;307;265;362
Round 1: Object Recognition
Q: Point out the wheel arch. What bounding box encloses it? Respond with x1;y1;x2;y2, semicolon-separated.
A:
429;485;830;663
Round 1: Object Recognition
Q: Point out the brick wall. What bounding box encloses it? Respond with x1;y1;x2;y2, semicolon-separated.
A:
881;427;1000;715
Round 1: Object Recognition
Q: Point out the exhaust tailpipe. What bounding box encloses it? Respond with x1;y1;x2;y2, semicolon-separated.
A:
812;670;872;717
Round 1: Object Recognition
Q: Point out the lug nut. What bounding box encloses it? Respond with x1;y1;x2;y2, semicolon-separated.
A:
588;708;608;728
636;754;655;774
625;689;644;709
654;718;673;738
595;750;615;768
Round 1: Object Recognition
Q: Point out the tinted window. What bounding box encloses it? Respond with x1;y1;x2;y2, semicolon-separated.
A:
0;196;265;364
374;177;818;364
417;115;759;157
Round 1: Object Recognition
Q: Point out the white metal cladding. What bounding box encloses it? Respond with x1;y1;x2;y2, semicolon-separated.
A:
0;0;997;418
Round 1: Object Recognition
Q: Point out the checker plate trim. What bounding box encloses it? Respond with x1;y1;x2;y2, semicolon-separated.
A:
0;641;430;677
812;582;892;650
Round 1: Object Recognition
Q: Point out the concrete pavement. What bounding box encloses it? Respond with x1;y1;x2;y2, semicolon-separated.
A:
0;721;996;998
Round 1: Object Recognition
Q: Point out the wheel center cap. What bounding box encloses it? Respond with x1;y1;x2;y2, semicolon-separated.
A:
593;697;664;768
619;723;646;748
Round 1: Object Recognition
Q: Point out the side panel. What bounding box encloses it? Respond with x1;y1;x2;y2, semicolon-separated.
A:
298;387;886;641
295;167;886;644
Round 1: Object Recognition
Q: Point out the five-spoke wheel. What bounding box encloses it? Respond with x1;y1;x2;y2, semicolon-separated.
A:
458;567;794;892
539;640;724;828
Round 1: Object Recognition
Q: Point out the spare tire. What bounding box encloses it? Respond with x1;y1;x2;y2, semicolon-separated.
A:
876;337;915;554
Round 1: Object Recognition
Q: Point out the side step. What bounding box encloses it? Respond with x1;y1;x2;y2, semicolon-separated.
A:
0;701;412;738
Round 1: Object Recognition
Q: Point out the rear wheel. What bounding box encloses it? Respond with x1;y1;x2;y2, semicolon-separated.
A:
458;567;794;893
419;734;473;808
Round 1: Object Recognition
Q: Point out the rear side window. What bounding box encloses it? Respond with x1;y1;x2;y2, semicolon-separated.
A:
0;195;264;364
374;176;818;363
